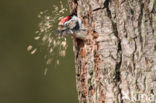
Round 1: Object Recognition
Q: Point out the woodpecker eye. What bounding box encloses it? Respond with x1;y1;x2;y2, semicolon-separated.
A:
59;16;71;25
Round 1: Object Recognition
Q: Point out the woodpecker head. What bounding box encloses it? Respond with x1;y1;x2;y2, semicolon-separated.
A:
58;16;71;26
56;15;81;36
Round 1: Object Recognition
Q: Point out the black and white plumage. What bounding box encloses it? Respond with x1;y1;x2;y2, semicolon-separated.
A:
55;15;87;40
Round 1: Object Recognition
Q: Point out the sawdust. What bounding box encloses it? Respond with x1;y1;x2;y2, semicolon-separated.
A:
27;1;69;76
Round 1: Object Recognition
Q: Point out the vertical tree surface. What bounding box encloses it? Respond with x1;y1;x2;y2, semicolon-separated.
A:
68;0;156;103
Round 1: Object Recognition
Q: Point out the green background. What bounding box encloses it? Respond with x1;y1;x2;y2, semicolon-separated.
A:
0;0;78;103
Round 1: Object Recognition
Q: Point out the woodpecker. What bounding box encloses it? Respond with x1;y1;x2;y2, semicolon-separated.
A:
55;15;87;40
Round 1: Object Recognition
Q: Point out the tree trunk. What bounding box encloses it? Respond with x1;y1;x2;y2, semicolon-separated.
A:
68;0;156;103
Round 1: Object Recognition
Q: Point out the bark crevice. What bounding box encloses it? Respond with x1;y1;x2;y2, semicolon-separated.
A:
67;0;156;103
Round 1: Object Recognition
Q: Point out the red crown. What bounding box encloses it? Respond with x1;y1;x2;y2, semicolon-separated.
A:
59;16;71;25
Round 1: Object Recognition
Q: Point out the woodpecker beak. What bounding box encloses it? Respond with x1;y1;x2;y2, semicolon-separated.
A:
54;30;60;35
57;25;67;31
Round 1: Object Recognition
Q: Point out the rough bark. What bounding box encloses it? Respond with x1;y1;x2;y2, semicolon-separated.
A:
68;0;156;103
